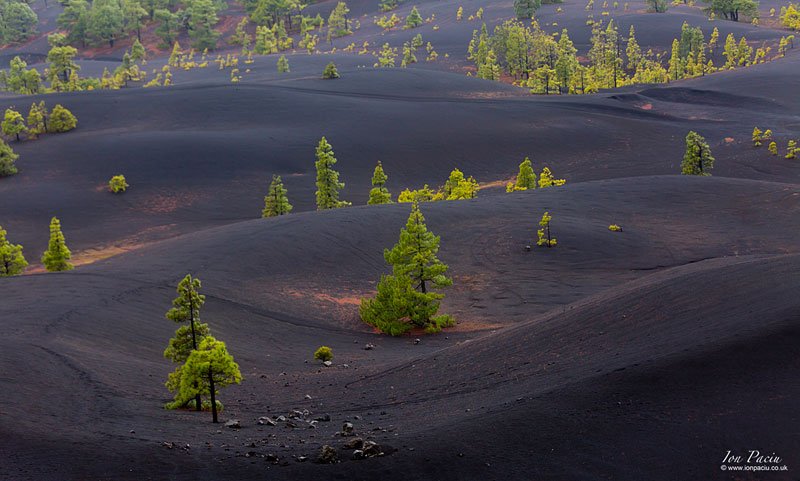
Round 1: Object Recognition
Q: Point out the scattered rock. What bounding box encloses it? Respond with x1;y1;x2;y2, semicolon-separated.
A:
317;445;338;464
225;419;241;429
362;441;383;457
295;455;308;463
257;417;276;426
323;361;333;367
364;343;375;350
413;338;421;345
304;394;312;400
276;415;287;422
314;413;331;422
265;453;279;463
352;449;365;460
343;437;364;450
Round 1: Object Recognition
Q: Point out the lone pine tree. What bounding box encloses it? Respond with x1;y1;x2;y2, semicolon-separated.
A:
277;54;289;73
315;137;350;209
41;217;73;271
537;211;557;247
360;202;454;335
681;131;714;175
262;175;293;217
169;336;241;423
368;161;392;205
0;226;28;276
538;167;566;188
752;127;762;146
165;274;206;411
507;157;537;192
322;61;339;79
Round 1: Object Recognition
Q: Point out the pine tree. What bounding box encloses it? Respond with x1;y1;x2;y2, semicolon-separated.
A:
626;25;642;73
368;161;392;205
507;157;537;192
477;49;501;80
668;39;682;80
0;139;19;176
538;167;566;188
262;175;293;217
709;26;719;53
41;217;73;271
537;211;556;247
168;336;242;423
315;137;350;209
2;108;27;141
378;43;397;67
405;6;423;28
322;61;339;79
752;127;762;147
327;1;351;41
763;129;773;142
681;131;714;175
27;102;46;136
0;226;28;276
514;0;541;19
49;104;77;132
401;41;417;66
277;54;289;73
555;29;578;93
130;38;146;62
165;274;207;410
723;33;737;68
768;141;778;155
360;203;454;335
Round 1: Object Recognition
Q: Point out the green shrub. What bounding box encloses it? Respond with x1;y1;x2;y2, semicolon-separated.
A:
322;62;339;79
49;104;77;133
108;174;129;193
314;346;333;362
608;224;622;232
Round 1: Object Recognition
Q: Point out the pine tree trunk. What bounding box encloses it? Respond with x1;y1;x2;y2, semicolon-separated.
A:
209;367;217;423
189;292;201;412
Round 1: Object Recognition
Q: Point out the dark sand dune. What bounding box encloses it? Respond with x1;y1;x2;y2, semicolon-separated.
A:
1;176;799;480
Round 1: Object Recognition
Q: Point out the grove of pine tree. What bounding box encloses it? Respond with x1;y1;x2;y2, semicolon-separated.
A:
360;203;454;335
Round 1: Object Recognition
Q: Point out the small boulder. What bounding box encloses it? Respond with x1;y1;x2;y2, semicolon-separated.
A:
317;445;338;464
341;422;354;436
257;417;276;426
363;441;383;457
225;419;241;429
364;343;375;350
323;361;333;367
343;437;364;450
314;413;331;422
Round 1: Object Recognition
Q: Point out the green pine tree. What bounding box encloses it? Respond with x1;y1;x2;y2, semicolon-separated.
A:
360;202;454;335
0;225;28;276
538;167;566;188
368;161;392;205
41;217;73;271
262;175;293;217
168;336;242;423
405;6;423;28
277;54;289;73
2;108;27;142
508;157;537;191
315;137;350;209
165;274;206;411
0;138;19;176
681;131;714;175
536;211;557;247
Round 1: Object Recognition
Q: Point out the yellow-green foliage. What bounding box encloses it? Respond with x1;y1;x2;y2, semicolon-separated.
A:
108;175;129;193
608;224;622;232
49;104;77;132
537;211;557;247
768;141;778;155
780;4;800;30
752;127;762;146
375;13;401;29
314;346;333;362
787;140;798;159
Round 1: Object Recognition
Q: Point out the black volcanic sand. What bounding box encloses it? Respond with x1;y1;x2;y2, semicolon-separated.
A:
2;0;800;479
2;177;800;480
